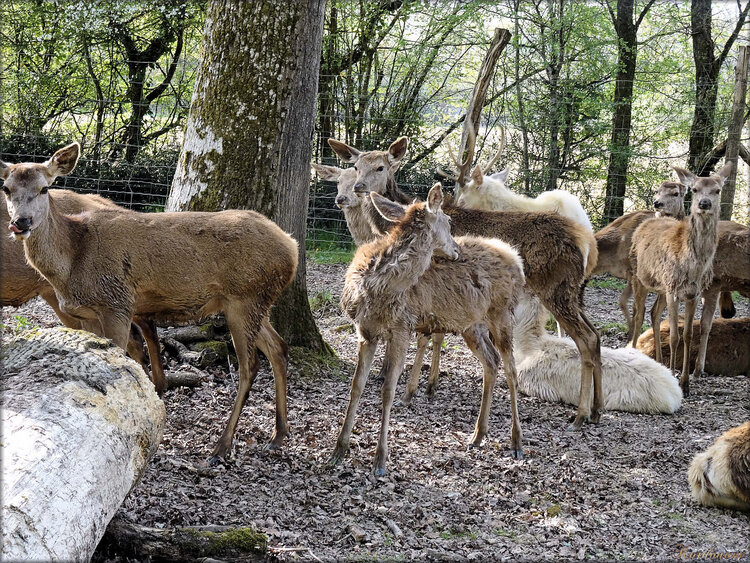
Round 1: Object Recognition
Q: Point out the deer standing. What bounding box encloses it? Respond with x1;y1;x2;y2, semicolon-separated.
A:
629;163;731;395
513;292;682;414
593;181;686;340
336;137;603;429
331;184;525;475
689;421;750;511
2;143;296;460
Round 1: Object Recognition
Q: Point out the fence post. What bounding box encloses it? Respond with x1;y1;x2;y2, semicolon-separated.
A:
721;44;749;221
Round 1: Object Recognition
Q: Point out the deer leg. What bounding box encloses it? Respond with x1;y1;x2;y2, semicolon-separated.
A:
255;318;289;450
719;290;736;319
680;298;697;396
373;332;410;476
461;325;500;449
425;333;444;397
133;317;167;394
127;322;151;374
668;299;682;377
618;279;634;340
629;277;648;348
695;291;719;377
649;293;667;364
329;337;378;466
580;311;603;422
210;304;263;462
98;312;132;350
401;333;428;406
490;314;523;458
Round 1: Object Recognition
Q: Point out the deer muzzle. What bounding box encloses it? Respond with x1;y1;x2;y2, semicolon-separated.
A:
698;199;712;211
9;216;32;237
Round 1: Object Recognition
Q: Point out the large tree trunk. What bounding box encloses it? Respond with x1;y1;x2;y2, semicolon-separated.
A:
166;0;329;353
2;328;165;562
603;0;638;223
720;45;749;220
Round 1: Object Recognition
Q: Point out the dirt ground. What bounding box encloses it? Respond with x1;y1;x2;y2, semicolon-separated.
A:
3;264;749;561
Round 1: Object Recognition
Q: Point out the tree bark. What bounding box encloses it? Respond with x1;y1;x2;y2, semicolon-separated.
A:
2;328;165;562
166;0;330;353
720;45;749;220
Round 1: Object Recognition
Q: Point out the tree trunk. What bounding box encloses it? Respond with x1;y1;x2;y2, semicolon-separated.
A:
720;45;749;220
166;0;329;353
2;328;165;562
688;0;718;176
603;0;637;223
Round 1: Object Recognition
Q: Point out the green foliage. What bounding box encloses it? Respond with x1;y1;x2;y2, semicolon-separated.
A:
588;277;628;290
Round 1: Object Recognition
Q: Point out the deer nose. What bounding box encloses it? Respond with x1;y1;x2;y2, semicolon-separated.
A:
698;199;712;210
653;200;663;208
335;194;347;207
10;216;32;232
353;182;367;194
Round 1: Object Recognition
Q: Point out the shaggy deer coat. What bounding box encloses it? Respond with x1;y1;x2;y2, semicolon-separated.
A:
331;185;525;475
2;143;297;460
513;293;682;414
689;422;750;511
629;163;731;394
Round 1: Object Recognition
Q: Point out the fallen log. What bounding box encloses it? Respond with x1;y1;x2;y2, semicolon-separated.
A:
94;515;266;562
1;328;165;561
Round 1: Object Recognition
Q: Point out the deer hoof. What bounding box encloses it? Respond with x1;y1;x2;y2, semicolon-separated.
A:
590;411;601;424
426;385;437;397
566;416;585;432
512;448;524;460
327;447;347;467
373;466;388;477
395;396;412;408
206;455;224;467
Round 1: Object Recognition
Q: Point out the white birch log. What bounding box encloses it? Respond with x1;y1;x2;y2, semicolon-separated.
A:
1;328;165;561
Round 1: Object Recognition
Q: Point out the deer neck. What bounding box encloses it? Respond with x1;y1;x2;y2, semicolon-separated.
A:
366;228;435;295
23;199;76;285
686;209;719;267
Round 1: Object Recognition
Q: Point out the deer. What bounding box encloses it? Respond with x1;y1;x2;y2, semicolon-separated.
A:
593;181;687;340
688;421;750;511
1;142;297;461
628;163;732;395
512;291;682;414
637;317;750;377
1;190;170;390
455;126;593;232
330;136;603;432
330;184;525;475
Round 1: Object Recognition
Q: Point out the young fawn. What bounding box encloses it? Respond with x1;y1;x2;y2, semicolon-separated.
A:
2;143;297;461
331;184;525;475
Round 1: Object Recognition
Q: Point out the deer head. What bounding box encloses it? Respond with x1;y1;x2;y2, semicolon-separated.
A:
653;181;686;219
327;137;407;197
456;164;510;208
2;143;80;240
673;162;732;217
371;182;459;260
311;163;360;209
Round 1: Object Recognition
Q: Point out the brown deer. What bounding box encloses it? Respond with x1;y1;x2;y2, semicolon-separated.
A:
593;181;686;339
1;190;169;391
331;184;525;475
636;317;750;377
2;143;296;461
689;421;750;511
629;163;731;395
343;141;603;430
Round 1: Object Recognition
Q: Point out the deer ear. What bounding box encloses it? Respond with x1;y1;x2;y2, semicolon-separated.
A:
426;183;444;213
371;192;406;222
388;137;408;165
471;165;484;186
0;160;9;180
327;139;360;163
490;168;509;183
678;183;687;197
714;162;734;184
672;166;696;187
44;142;80;178
311;163;343;181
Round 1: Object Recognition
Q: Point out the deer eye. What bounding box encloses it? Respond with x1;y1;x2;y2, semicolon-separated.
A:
692;188;697;193
377;166;384;172
714;189;720;194
40;187;48;194
2;186;9;195
353;166;358;171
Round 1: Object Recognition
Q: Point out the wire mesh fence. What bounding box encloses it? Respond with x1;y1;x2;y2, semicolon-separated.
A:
1;2;748;257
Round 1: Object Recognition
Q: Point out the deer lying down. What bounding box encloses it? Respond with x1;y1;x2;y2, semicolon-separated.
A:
513;293;682;414
1;190;167;391
2;143;297;461
458;165;593;232
689;422;750;511
331;184;525;475
636;317;750;377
